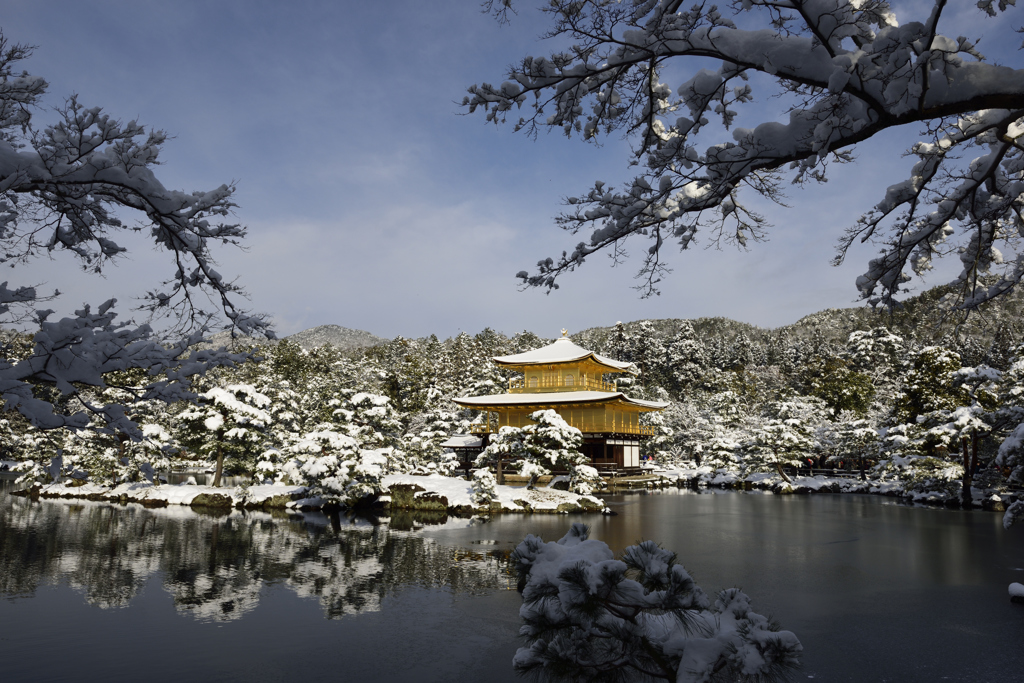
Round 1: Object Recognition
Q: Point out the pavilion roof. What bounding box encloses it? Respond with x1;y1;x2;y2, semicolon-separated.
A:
492;337;637;374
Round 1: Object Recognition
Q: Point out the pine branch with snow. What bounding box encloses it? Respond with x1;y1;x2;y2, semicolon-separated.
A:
0;33;272;441
467;1;1024;310
511;524;802;682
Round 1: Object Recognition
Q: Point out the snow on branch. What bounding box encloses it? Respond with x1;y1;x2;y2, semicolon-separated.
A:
511;524;802;682
0;31;271;436
466;1;1024;307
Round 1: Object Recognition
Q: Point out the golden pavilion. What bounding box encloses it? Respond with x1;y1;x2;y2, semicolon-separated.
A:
452;330;668;471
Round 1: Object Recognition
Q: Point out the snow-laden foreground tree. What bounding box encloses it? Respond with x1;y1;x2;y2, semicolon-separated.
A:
475;409;602;493
467;1;1024;309
0;34;268;439
511;523;802;682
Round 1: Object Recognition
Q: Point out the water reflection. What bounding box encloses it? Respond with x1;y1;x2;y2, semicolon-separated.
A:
2;477;1022;682
0;481;512;622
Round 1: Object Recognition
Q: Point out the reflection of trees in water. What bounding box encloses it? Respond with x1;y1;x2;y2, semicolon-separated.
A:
0;494;511;621
0;500;163;608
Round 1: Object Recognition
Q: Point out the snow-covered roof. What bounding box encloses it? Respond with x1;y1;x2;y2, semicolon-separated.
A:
439;435;484;449
453;390;668;411
493;337;637;374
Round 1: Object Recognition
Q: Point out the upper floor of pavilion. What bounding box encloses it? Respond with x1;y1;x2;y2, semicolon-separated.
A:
494;330;637;395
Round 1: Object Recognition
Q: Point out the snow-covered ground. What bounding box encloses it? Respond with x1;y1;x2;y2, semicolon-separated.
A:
382;473;605;514
32;480;311;509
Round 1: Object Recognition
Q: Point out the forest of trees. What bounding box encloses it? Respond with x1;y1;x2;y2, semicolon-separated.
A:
3;283;1023;524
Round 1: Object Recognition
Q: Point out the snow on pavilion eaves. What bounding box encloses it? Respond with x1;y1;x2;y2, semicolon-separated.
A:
455;390;668;410
492;337;638;374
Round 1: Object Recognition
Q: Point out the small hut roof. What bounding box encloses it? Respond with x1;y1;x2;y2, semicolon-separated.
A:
439;435;484;449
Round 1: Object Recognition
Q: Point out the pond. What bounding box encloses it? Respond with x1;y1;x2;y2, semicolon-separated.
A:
1;477;1021;682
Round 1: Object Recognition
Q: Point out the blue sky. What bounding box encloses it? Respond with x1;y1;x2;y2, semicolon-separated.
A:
4;1;1017;340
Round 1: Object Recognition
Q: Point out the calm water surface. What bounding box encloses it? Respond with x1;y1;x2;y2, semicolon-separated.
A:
1;478;1021;682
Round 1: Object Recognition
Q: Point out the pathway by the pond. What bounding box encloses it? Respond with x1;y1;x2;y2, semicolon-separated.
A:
0;480;1021;682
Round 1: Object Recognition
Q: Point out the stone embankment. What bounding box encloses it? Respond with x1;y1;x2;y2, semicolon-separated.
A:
13;474;607;516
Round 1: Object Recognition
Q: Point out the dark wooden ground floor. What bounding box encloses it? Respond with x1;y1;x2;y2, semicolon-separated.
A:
447;432;647;477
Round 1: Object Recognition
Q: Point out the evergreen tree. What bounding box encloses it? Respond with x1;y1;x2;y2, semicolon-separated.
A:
893;347;966;424
665;320;707;394
747;398;827;483
176;384;272;486
805;356;875;417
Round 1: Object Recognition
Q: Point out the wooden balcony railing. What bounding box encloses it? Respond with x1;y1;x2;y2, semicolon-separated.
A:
467;422;656;437
508;377;618;394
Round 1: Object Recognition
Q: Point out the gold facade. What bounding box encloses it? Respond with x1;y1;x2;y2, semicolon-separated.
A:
463;358;658;436
468;403;652;435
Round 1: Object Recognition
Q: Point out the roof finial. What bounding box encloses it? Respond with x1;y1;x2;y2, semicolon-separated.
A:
561;328;569;338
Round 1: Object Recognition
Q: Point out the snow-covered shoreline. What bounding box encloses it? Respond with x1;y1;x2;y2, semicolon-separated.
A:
383;473;604;514
644;465;1021;510
13;474;606;515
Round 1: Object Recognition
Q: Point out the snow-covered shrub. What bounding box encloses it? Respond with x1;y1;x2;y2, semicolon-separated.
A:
511;524;802;682
567;463;602;495
477;409;588;488
1004;500;1024;530
278;431;389;506
402;435;458;476
702;435;743;472
746;419;813;483
518;459;548;486
471;468;497;506
336;449;389;504
254;447;284;484
11;426;75;487
475;425;527;473
13;451;79;488
998;422;1024;490
898;456;964;502
336;392;402;449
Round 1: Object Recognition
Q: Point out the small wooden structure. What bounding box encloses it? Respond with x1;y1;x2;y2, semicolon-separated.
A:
439;434;484;475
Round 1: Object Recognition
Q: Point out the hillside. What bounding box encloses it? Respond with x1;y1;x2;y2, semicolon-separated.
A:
198;324;385;353
286;325;385;352
572;284;1024;351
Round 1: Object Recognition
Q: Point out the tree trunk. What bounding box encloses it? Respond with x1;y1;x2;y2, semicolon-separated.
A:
496;457;505;486
527;473;539;490
213;444;224;488
775;455;792;484
117;434;131;481
859;456;866;482
960;437;972;510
